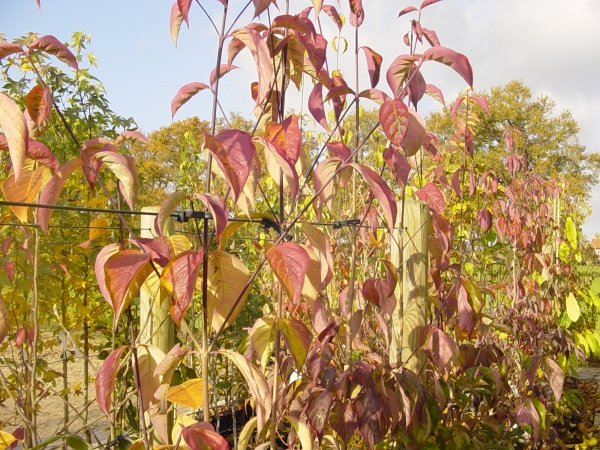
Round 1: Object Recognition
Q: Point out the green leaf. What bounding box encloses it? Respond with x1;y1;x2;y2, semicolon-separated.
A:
565;216;577;249
566;292;580;322
284;415;313;450
277;317;312;369
559;241;570;263
236;416;257;450
65;435;93;450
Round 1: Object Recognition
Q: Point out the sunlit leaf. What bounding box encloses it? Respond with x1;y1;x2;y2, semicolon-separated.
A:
0;294;8;345
360;47;383;88
170;2;184;47
155;190;187;236
415;182;445;213
168;378;206;409
300;221;333;289
278;317;312;369
28;35;78;70
25;85;52;136
217;350;271;432
135;344;165;411
308;82;329;131
422;46;473;88
322;5;342;30
379;99;408;148
161;250;203;327
285;415;313;450
542;357;564;402
182;422;228;450
253;136;299;199
206;250;250;332
26;140;59;172
1;167;46;222
566;292;580;322
194;193;228;243
95;345;128;416
95;151;139;210
565;216;577;249
266;243;310;303
209;64;238;87
0;92;28;180
171;82;211;118
0;42;23;61
236;417;257;450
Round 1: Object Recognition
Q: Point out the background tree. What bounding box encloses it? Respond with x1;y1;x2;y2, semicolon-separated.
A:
426;80;600;203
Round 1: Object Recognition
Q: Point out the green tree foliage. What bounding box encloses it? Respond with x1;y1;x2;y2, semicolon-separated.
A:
426;80;600;202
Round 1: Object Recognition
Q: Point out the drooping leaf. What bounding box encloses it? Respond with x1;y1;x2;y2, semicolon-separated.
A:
170;2;184;47
477;209;492;232
566;292;580;323
1;167;46;222
95;244;120;307
278;318;312;369
423;326;458;371
330;401;357;446
231;27;273;107
313;157;343;216
515;398;541;443
171;82;211;118
379;99;408;148
0;294;8;345
105;251;153;328
94;151;139;210
253;136;299;199
168;378;206;409
237;417;258;450
300;221;333;289
194;193;228;243
308;82;329;131
253;0;274;17
356;389;383;449
266;243;310;303
95;345;128;416
383;147;410;187
0;430;16;449
209;64;238;87
307;390;333;442
456;280;473;334
28;35;78;70
422;46;473;88
422;28;441;47
359;46;383;88
249;317;276;371
322;5;343;30
282;114;301;163
348;0;364;27
324;85;355;103
135;344;165;412
182;423;229;450
161;250;204;327
420;0;443;9
415;182;445;213
177;0;192;25
217;350;271;431
38;158;83;233
155;190;187;236
25;85;52;135
565;216;577;249
398;6;418;17
0;42;23;61
386;54;419;97
542;357;564;403
206;250;251;332
115;130;149;145
0;92;28;181
349;163;397;233
26;140;59;171
358;88;391;106
469;95;490;114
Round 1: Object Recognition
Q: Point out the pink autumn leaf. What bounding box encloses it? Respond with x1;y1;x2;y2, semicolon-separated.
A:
451;169;462;197
425;84;445;106
0;93;28;181
209;64;239;87
253;136;299;199
477;209;492;232
267;242;310;303
155;190;187;236
171;82;211;118
182;423;229;450
386;54;419;97
379;99;409;148
349;0;364;27
282;115;301;163
542;357;564;402
456;280;473;333
360;46;383;89
28;35;78;70
271;14;313;35
177;0;192;25
322;5;343;30
450;96;465;119
398;6;418;17
358;89;391;106
95;244;120;308
324;85;355;103
253;0;275;18
170;2;184;47
415;182;446;213
194;193;228;243
420;0;443;9
0;42;23;61
422;46;473;88
214;129;257;202
382;147;410;187
25;85;52;131
515;399;541;443
308;82;329;131
96;345;128;416
421;28;440;46
469;95;490;114
94;151;139;210
27;140;60;172
349;163;397;233
161;250;204;327
326;142;351;161
115;131;149;145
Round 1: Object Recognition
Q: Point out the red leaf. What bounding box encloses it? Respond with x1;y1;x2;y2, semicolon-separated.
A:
422;28;440;46
356;389;383;448
177;0;192;25
425;83;444;105
38;158;83;233
170;2;184;47
407;65;426;107
308;82;329;131
212;129;257;202
543;357;564;402
386;54;419;97
423;326;458;371
457;279;473;334
326;142;351;160
420;0;443;9
95;244;120;308
231;27;273;107
358;89;391;106
349;163;397;232
515;398;541;443
26;140;59;172
253;0;274;17
451;169;462;197
470;95;490;114
307;390;333;442
349;0;364;27
4;261;15;283
0;93;28;181
359;47;383;89
330;402;357;446
422;46;473;88
209;64;238;87
28;35;78;70
324;85;355;103
450;95;465;119
94;151;139;210
379;99;408;148
171;82;211;118
266;243;310;303
272;14;313;35
95;345;128;417
25;85;52;131
105;251;153;328
182;422;229;450
0;42;23;61
1;237;10;257
194;193;228;243
415;182;446;213
282;115;301;163
477;209;492;232
161;249;204;327
322;5;343;30
382;147;410;187
398;6;418;17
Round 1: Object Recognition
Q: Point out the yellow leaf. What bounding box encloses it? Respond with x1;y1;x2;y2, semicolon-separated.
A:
1;167;46;222
566;292;580;322
167;378;208;408
0;431;16;450
89;217;109;242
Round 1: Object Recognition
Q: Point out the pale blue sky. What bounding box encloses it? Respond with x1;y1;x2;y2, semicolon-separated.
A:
3;0;600;237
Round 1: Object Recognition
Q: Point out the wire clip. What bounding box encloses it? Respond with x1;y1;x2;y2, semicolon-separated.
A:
173;210;213;223
331;219;360;229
